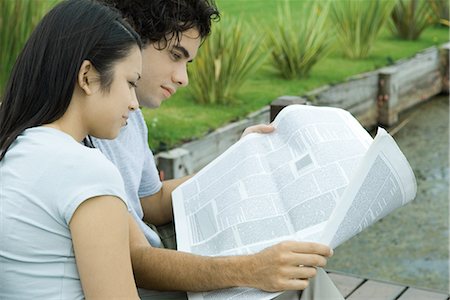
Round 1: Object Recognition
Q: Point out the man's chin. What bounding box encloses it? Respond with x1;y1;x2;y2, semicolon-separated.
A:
138;97;163;109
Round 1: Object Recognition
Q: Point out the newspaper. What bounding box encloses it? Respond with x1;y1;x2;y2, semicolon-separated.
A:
172;105;417;300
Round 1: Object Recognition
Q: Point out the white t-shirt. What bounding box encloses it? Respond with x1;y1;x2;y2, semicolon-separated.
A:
0;127;129;300
92;109;163;246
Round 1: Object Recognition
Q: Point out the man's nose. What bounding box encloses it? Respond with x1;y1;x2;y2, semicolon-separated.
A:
172;64;189;87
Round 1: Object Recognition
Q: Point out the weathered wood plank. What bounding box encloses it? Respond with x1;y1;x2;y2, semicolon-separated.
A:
327;272;365;298
397;69;442;112
397;287;449;300
270;96;307;122
395;47;440;87
378;67;399;126
307;72;379;110
346;280;406;300
378;47;442;126
346;95;378;129
440;43;450;93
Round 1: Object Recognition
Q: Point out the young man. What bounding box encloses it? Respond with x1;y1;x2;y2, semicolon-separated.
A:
94;0;336;298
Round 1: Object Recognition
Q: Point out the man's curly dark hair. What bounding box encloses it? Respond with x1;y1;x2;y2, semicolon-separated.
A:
99;0;220;48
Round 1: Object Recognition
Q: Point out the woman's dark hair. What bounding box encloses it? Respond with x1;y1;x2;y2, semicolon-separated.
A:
99;0;220;48
0;0;142;161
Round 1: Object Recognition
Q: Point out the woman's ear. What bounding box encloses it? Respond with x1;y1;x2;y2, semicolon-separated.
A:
77;60;94;95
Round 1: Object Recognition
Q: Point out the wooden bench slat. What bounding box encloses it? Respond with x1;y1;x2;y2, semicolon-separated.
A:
326;271;449;299
397;287;449;300
346;280;406;300
328;272;365;298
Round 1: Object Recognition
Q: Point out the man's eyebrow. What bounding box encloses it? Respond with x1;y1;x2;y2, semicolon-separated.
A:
172;45;192;61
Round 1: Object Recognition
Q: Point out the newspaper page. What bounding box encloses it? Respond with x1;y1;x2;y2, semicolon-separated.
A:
320;128;417;248
171;105;416;300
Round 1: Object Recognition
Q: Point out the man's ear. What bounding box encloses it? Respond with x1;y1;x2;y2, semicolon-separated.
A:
77;60;94;95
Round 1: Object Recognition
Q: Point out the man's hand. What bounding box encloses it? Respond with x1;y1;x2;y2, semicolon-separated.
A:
246;241;333;292
241;124;275;139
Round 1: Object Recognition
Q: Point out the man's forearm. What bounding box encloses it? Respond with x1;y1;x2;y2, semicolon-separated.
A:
140;175;193;225
131;233;330;293
132;246;254;292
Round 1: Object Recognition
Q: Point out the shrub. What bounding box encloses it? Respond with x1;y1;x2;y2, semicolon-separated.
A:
0;0;58;95
429;0;450;27
330;0;397;59
390;0;440;40
268;1;333;80
188;18;268;105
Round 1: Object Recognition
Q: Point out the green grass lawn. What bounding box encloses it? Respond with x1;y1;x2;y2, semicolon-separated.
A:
143;0;449;152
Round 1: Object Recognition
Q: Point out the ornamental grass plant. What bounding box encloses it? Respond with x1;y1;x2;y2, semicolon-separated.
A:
0;0;58;95
188;18;268;105
428;0;449;26
268;1;333;79
330;0;397;59
390;0;440;40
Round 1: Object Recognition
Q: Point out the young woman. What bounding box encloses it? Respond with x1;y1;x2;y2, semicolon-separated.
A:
0;0;142;299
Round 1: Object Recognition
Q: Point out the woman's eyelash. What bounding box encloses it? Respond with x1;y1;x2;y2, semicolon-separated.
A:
171;52;181;59
128;81;138;88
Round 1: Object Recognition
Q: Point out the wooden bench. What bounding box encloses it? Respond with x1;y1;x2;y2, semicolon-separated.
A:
327;271;449;300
